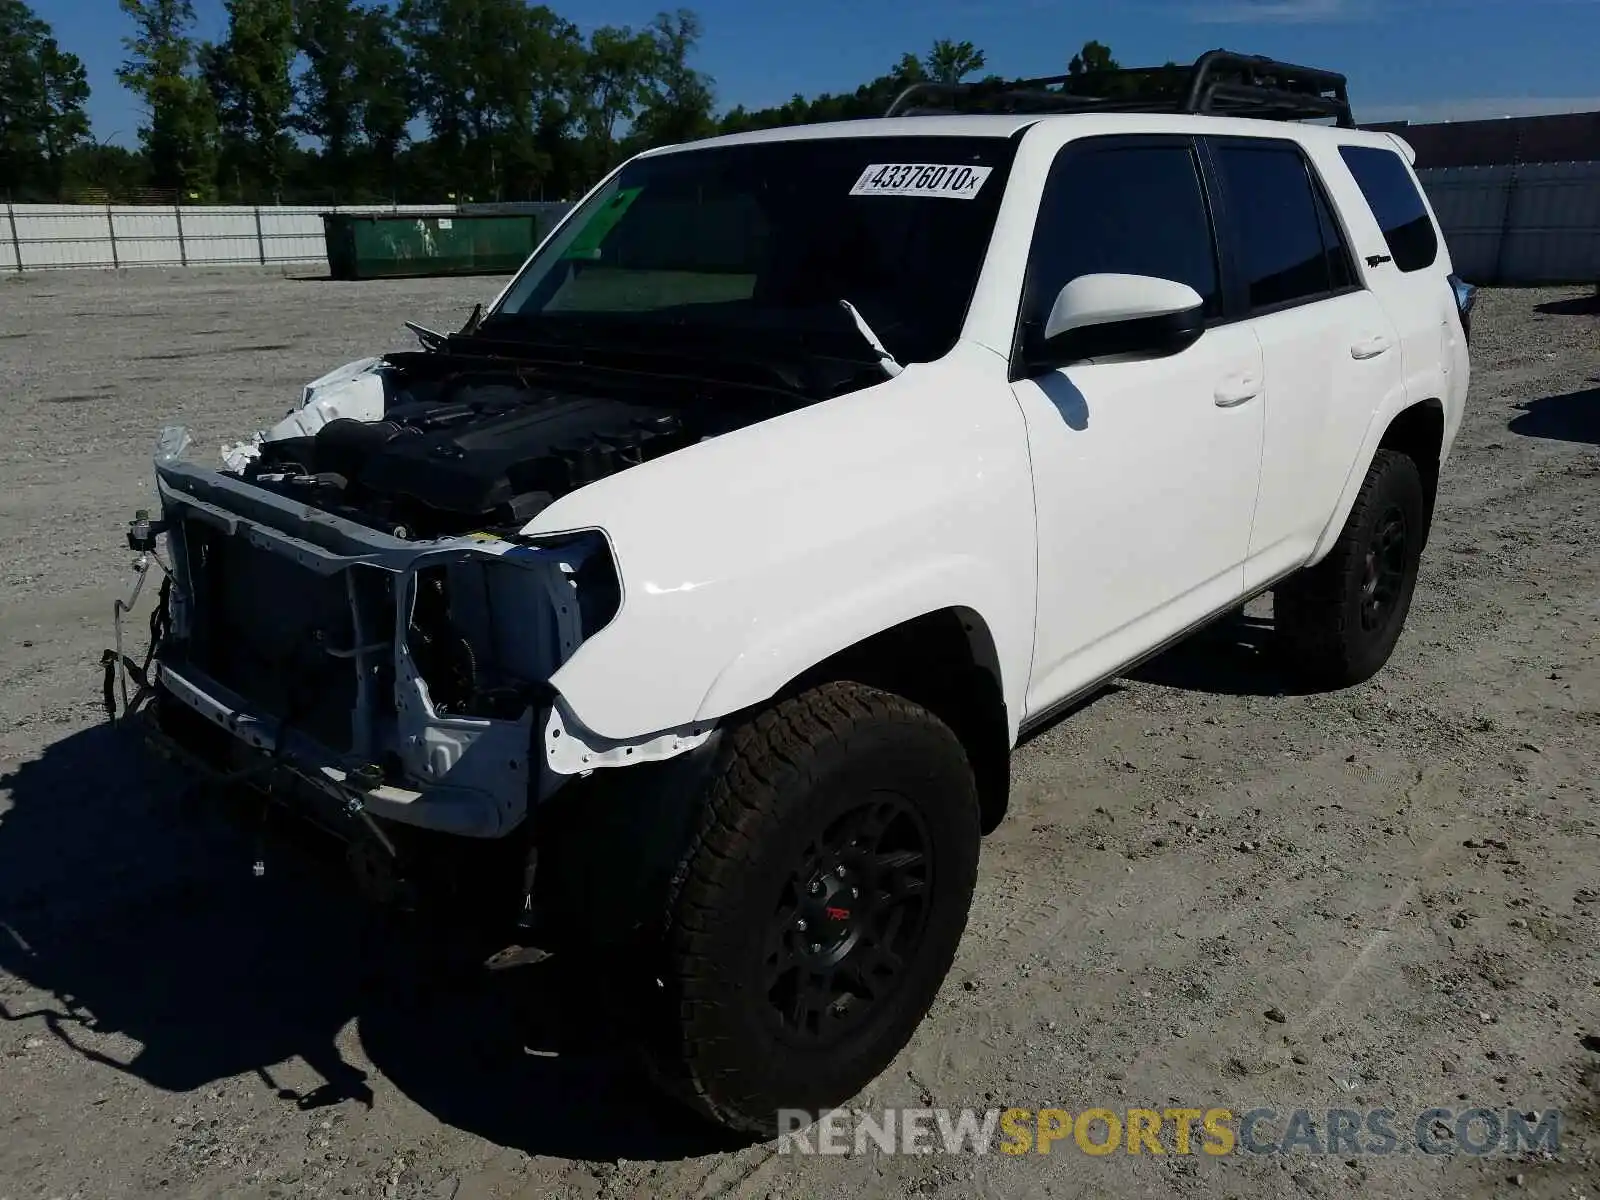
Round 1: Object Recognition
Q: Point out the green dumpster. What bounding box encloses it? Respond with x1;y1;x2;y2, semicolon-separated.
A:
321;211;549;280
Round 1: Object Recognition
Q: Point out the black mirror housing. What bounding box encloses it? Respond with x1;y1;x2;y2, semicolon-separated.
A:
1026;303;1205;375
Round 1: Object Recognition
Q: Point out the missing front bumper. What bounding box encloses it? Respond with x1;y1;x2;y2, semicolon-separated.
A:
110;452;591;840
113;439;714;843
149;657;537;839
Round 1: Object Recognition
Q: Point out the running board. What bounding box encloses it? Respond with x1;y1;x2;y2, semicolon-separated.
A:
1017;571;1295;740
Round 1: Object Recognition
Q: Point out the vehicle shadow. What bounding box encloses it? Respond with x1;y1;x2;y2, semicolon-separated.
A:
1534;293;1600;317
1018;608;1315;748
1508;385;1600;447
1127;607;1317;698
0;722;737;1162
1035;372;1090;430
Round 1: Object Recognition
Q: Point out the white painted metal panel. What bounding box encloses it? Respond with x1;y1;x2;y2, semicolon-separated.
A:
254;207;328;264
110;206;182;265
12;205;117;269
177;208;265;265
0;208;18;273
3;202;491;271
1418;161;1600;284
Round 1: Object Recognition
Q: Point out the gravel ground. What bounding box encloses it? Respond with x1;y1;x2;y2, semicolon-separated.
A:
0;269;1597;1200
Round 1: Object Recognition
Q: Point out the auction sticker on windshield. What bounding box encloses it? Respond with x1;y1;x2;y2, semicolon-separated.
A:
849;164;993;199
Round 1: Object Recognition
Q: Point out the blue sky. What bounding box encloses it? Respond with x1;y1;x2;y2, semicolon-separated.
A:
35;0;1600;145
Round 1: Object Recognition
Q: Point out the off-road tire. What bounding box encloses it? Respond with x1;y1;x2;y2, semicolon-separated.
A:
1275;448;1427;688
644;680;981;1137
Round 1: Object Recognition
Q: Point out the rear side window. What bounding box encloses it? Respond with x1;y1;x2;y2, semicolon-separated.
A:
1214;142;1345;311
1027;142;1222;323
1338;145;1439;272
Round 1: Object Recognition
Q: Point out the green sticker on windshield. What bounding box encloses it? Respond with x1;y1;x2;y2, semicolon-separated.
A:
561;186;643;260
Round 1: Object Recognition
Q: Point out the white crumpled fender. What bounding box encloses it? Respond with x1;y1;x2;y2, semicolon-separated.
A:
271;356;389;438
520;340;1039;748
222;357;390;469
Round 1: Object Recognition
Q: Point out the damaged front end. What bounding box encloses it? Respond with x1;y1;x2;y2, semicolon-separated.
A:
109;420;669;851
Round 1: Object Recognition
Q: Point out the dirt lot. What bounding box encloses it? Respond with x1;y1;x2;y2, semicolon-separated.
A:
0;270;1597;1200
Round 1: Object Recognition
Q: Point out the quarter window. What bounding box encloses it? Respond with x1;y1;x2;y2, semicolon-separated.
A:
1313;180;1356;292
1026;143;1222;325
1214;143;1341;311
1338;145;1439;273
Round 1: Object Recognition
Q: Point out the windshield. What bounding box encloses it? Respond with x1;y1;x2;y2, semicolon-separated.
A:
489;135;1018;367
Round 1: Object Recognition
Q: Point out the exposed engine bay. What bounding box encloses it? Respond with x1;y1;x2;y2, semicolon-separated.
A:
110;328;779;849
229;342;803;538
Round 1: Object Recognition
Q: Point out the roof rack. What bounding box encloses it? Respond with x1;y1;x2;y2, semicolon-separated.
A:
884;49;1355;128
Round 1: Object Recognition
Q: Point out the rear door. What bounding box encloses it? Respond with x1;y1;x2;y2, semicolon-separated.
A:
1336;143;1465;433
1204;135;1408;590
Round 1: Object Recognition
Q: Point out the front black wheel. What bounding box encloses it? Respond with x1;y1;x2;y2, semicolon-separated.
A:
1275;448;1427;687
645;681;980;1136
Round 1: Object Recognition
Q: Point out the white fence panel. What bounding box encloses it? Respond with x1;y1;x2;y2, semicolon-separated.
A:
11;205;117;269
110;206;183;266
178;208;269;265
1418;161;1600;285
256;207;334;263
2;202;483;273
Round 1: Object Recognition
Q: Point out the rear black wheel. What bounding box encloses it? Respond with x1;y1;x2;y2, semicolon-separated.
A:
645;681;980;1136
1275;448;1427;687
1358;505;1410;636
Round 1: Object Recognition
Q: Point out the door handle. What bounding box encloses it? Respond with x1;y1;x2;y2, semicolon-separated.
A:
1350;333;1394;360
1214;372;1261;407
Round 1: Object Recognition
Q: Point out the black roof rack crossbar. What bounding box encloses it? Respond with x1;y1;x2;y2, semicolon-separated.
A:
885;49;1355;128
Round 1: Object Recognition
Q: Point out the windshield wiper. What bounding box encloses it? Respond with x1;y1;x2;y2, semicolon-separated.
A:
838;299;904;379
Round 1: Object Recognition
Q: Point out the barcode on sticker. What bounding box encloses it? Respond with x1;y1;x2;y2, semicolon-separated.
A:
849;163;993;199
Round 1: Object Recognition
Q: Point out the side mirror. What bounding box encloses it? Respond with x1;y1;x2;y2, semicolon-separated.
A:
1027;273;1206;371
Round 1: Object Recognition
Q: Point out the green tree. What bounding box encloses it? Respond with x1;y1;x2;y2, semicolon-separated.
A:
629;9;714;147
395;0;471;170
0;0;48;193
398;0;585;200
117;0;216;198
202;0;295;199
292;0;361;174
718;50;926;132
352;4;411;196
1062;41;1177;101
924;38;985;85
36;35;89;192
578;23;655;170
1067;38;1120;90
0;0;90;198
63;139;149;201
1068;39;1118;77
290;0;410;200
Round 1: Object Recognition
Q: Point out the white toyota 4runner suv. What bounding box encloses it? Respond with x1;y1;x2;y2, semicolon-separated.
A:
112;52;1474;1135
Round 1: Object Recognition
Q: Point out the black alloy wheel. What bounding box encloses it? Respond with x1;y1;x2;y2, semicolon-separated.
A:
763;793;933;1043
1275;448;1428;688
1359;504;1409;633
643;680;981;1137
